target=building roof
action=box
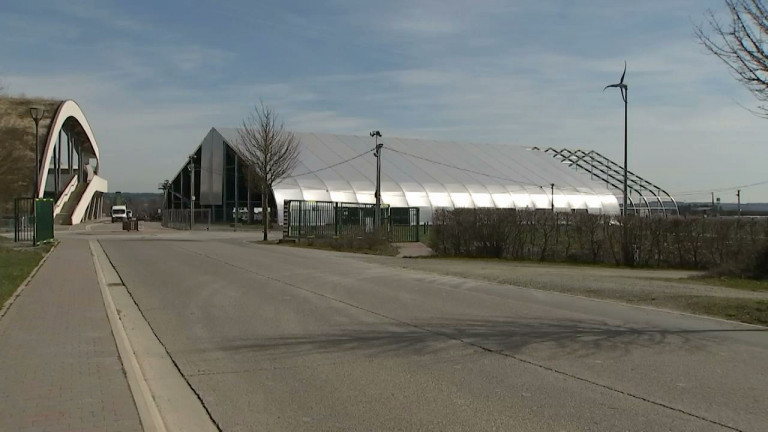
[214,129,620,215]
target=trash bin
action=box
[122,220,139,231]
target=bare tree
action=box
[237,102,300,241]
[695,0,768,116]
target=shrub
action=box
[429,208,768,275]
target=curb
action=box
[0,241,59,322]
[90,241,167,432]
[90,240,219,432]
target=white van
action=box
[111,205,128,223]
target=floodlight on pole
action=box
[603,62,629,217]
[188,154,196,229]
[550,183,555,212]
[29,106,46,199]
[370,130,383,232]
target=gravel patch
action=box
[347,255,768,325]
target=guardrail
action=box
[53,175,78,217]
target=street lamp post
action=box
[370,130,383,232]
[188,154,196,230]
[158,179,170,222]
[29,107,46,198]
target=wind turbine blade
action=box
[619,61,626,84]
[604,84,619,91]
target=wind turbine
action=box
[604,62,629,216]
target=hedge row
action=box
[428,208,768,271]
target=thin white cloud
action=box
[288,110,374,133]
[49,0,149,32]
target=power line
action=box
[287,147,375,178]
[387,147,551,190]
[672,178,768,196]
[190,148,376,179]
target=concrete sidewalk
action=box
[0,239,141,431]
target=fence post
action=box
[14,198,18,242]
[415,208,420,242]
[283,201,290,239]
[298,200,303,241]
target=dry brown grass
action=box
[0,96,61,216]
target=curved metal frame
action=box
[540,147,679,216]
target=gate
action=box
[389,207,420,242]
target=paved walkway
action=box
[0,239,141,431]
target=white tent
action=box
[209,129,620,222]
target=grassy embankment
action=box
[676,276,768,325]
[0,237,52,308]
[378,256,768,326]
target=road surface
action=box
[92,229,767,431]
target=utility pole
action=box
[737,189,741,217]
[188,154,196,229]
[158,180,169,225]
[370,130,383,232]
[234,152,239,231]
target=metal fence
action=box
[13,198,54,245]
[162,209,211,230]
[14,198,34,243]
[390,207,420,242]
[283,200,421,242]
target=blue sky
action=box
[1,0,765,202]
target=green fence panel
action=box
[389,207,420,242]
[285,200,420,242]
[35,198,55,244]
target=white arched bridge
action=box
[41,100,108,224]
[0,98,109,225]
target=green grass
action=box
[0,238,52,308]
[681,276,768,292]
[672,296,768,326]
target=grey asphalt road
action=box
[98,236,768,432]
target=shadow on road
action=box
[199,318,766,360]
